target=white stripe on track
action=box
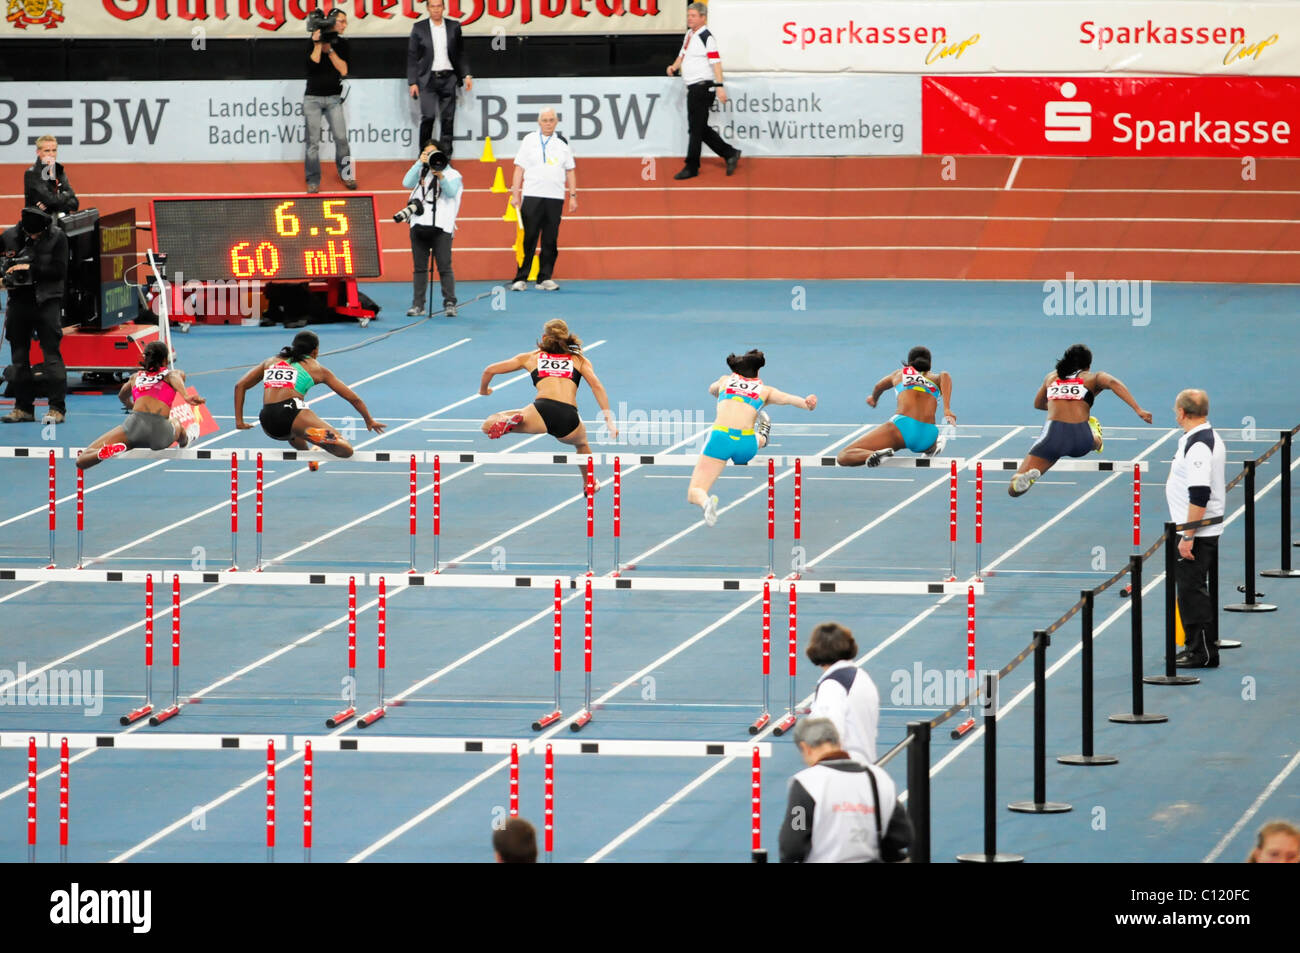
[1203,749,1300,863]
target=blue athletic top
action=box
[717,374,765,411]
[894,365,940,400]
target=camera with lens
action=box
[306,8,343,43]
[0,251,35,290]
[424,151,450,173]
[393,198,425,224]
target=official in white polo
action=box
[509,108,577,292]
[1166,388,1226,668]
[805,622,879,764]
[667,1,740,181]
[779,718,912,863]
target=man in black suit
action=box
[407,0,473,156]
[24,136,79,218]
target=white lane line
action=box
[1004,157,1023,190]
[1203,750,1300,863]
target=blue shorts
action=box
[890,414,940,454]
[1028,420,1095,463]
[702,426,758,464]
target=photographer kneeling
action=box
[2,207,68,425]
[399,144,463,317]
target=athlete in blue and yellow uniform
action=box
[689,349,817,526]
[836,346,954,468]
[234,330,386,460]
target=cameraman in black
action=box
[1,208,68,425]
[24,136,79,217]
[304,7,356,193]
[400,143,463,317]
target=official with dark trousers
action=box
[668,2,740,181]
[509,108,577,293]
[2,208,68,425]
[407,0,473,156]
[1167,389,1226,669]
[24,136,79,217]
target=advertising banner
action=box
[2,0,683,38]
[0,75,920,161]
[707,0,1298,75]
[921,76,1300,157]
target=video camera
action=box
[0,251,35,290]
[306,8,343,43]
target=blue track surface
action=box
[1,279,1297,863]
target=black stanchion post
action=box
[1262,431,1300,579]
[1225,460,1277,612]
[957,674,1023,863]
[1145,523,1199,687]
[1009,631,1072,814]
[1060,590,1118,766]
[1213,544,1241,650]
[905,721,931,865]
[1110,555,1168,724]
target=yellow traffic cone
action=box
[513,222,525,267]
[1175,602,1185,648]
[503,196,518,223]
[490,166,508,193]
[480,136,496,163]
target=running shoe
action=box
[924,434,947,458]
[509,280,528,292]
[1089,416,1104,454]
[756,410,772,446]
[309,461,320,472]
[703,495,719,527]
[866,448,895,468]
[487,413,524,440]
[177,426,190,448]
[1011,468,1041,495]
[97,442,127,461]
[304,427,343,447]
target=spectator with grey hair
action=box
[1167,388,1225,669]
[806,622,879,763]
[493,816,538,863]
[667,2,740,180]
[779,718,911,863]
[509,107,577,292]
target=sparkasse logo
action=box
[1044,82,1091,142]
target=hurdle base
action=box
[1223,602,1277,613]
[532,709,562,731]
[148,704,181,726]
[1260,569,1300,578]
[751,849,768,863]
[950,716,976,740]
[1217,639,1243,650]
[325,706,356,729]
[1008,800,1073,814]
[1108,712,1168,724]
[772,713,797,736]
[1057,753,1119,766]
[1143,674,1200,686]
[119,703,153,726]
[956,851,1024,864]
[748,712,771,736]
[569,709,593,732]
[357,706,386,727]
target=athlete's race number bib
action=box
[900,370,932,391]
[1047,378,1088,401]
[263,363,298,389]
[537,354,574,379]
[723,376,762,400]
[135,370,168,391]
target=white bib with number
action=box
[263,362,298,389]
[536,353,575,380]
[1047,377,1088,401]
[721,375,763,402]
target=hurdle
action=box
[266,739,276,863]
[229,452,238,570]
[747,581,772,735]
[325,577,359,728]
[148,576,183,725]
[771,584,798,736]
[357,577,387,727]
[59,736,68,863]
[431,454,441,572]
[585,457,595,575]
[570,578,594,732]
[751,747,765,862]
[543,743,555,864]
[255,452,263,571]
[531,580,564,730]
[612,456,621,574]
[509,742,519,817]
[75,467,84,569]
[47,450,55,568]
[27,736,36,863]
[120,573,156,725]
[951,586,978,739]
[408,454,417,572]
[303,740,313,863]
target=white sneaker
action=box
[1011,468,1041,494]
[924,434,947,458]
[866,448,894,468]
[537,279,559,291]
[703,495,719,526]
[756,410,771,445]
[509,280,527,292]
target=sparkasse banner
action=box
[0,75,919,161]
[708,0,1299,75]
[922,76,1300,157]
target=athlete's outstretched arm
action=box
[1095,372,1153,423]
[937,371,955,422]
[579,359,619,440]
[233,360,268,430]
[479,353,528,396]
[1033,372,1052,411]
[765,388,817,411]
[865,372,896,408]
[320,367,386,433]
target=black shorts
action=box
[260,397,306,441]
[534,398,581,438]
[1028,419,1095,463]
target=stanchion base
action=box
[532,709,562,731]
[1223,602,1277,612]
[1057,754,1119,766]
[1260,569,1300,578]
[751,849,768,863]
[1143,674,1200,686]
[119,704,153,726]
[1108,712,1168,724]
[956,851,1024,864]
[357,706,386,727]
[772,713,798,736]
[569,709,593,732]
[950,717,977,740]
[148,704,181,726]
[1007,800,1073,814]
[748,712,771,735]
[325,706,356,729]
[1217,639,1243,650]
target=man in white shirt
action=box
[406,0,473,155]
[509,108,577,292]
[1166,389,1227,668]
[805,622,879,764]
[667,2,740,181]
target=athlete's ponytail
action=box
[905,346,932,373]
[139,341,169,374]
[279,330,319,363]
[726,349,765,378]
[538,319,583,357]
[1055,343,1092,379]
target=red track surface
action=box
[4,156,1297,282]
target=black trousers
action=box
[685,83,737,171]
[409,224,456,308]
[5,294,65,414]
[1175,534,1220,661]
[417,72,459,155]
[514,196,564,283]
